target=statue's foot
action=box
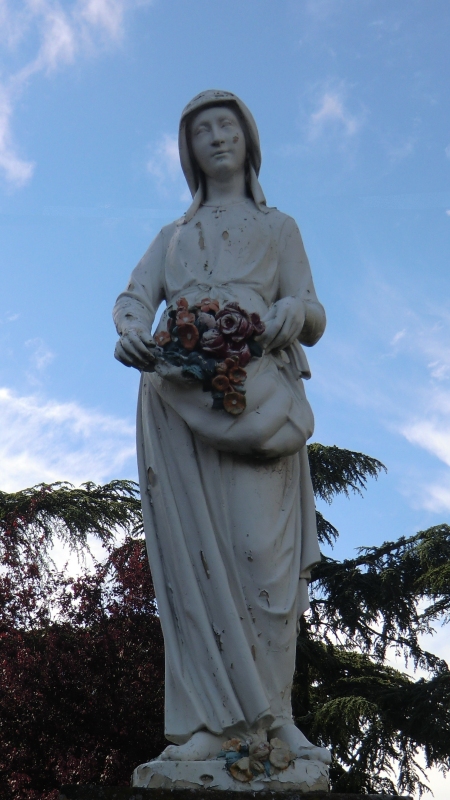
[269,723,331,765]
[159,730,224,761]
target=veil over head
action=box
[178,89,269,222]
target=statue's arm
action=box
[112,228,167,369]
[277,217,326,348]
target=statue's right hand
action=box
[114,327,156,371]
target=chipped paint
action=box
[200,550,210,578]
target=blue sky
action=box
[1,1,449,792]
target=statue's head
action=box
[187,104,248,189]
[179,90,267,221]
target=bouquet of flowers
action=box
[152,297,265,416]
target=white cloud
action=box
[0,386,135,491]
[0,85,34,185]
[308,90,361,140]
[0,0,151,187]
[402,417,450,469]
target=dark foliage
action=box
[0,449,449,797]
[0,483,164,800]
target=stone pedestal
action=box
[60,789,413,800]
[132,758,328,792]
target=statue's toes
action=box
[159,745,178,761]
[297,746,331,765]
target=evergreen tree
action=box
[0,448,448,798]
[297,445,450,796]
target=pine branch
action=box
[309,523,450,670]
[293,639,450,796]
[0,480,142,567]
[315,510,339,546]
[308,443,386,503]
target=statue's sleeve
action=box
[113,228,167,335]
[278,216,326,347]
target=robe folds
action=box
[113,199,326,743]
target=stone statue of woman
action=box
[113,90,329,780]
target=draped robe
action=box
[113,199,326,743]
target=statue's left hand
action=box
[256,297,306,354]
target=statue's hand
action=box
[114,326,157,371]
[256,297,306,354]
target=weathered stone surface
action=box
[60,789,413,800]
[131,759,328,793]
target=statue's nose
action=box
[211,126,225,146]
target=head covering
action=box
[178,89,269,223]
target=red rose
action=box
[176,297,189,310]
[200,328,227,358]
[250,312,265,337]
[216,310,240,336]
[225,341,251,367]
[216,304,254,340]
[230,316,254,342]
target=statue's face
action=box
[190,106,247,182]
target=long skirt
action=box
[137,373,320,744]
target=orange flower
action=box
[154,331,171,347]
[212,375,230,392]
[176,310,196,325]
[200,297,220,314]
[225,356,240,369]
[228,366,247,385]
[223,391,246,415]
[176,297,189,310]
[177,323,199,351]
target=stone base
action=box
[132,758,328,793]
[60,788,413,800]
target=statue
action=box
[113,90,329,790]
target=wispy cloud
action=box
[314,274,450,513]
[25,337,55,372]
[147,133,190,201]
[0,0,151,187]
[0,386,135,491]
[308,89,361,141]
[387,136,416,164]
[147,134,180,183]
